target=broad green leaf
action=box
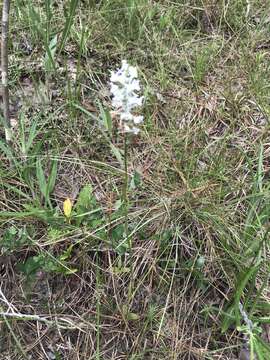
[98,101,112,134]
[76,184,93,211]
[75,184,97,225]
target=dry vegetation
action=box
[1,1,270,359]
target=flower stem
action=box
[123,134,129,247]
[123,135,135,305]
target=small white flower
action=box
[129,67,138,79]
[133,116,144,124]
[125,80,140,93]
[110,60,144,135]
[120,113,133,121]
[132,127,140,135]
[123,124,140,135]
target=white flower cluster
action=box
[239,302,254,331]
[110,60,144,135]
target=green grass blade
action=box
[0,139,19,168]
[46,159,58,196]
[58,0,79,54]
[234,266,260,327]
[25,119,38,154]
[26,3,56,71]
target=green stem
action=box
[123,134,129,246]
[123,135,134,304]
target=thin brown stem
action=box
[1,0,11,142]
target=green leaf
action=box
[111,224,129,255]
[0,139,19,168]
[36,158,47,199]
[110,143,124,167]
[234,265,260,327]
[59,244,74,261]
[98,102,112,134]
[75,184,97,225]
[1,226,31,254]
[22,204,58,224]
[27,4,56,71]
[127,312,140,321]
[47,159,58,195]
[256,143,264,193]
[44,34,58,72]
[36,158,57,206]
[112,266,130,274]
[76,184,93,211]
[221,305,236,333]
[130,170,141,189]
[254,335,270,358]
[17,255,44,277]
[25,119,38,154]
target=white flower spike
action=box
[110,60,144,135]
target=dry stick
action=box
[1,0,11,142]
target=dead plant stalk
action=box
[1,0,11,142]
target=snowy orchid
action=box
[110,60,144,135]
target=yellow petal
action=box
[63,198,72,218]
